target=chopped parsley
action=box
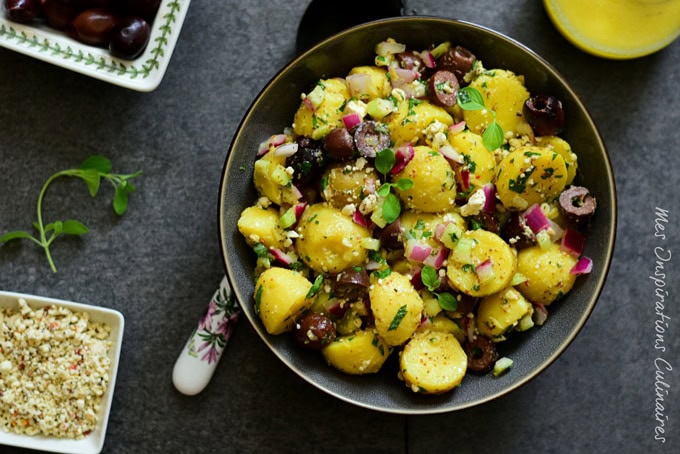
[388,305,408,331]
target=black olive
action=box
[323,127,356,160]
[427,70,459,107]
[109,16,151,60]
[500,211,536,249]
[292,313,336,350]
[469,211,500,235]
[437,45,477,85]
[67,8,119,46]
[465,335,498,373]
[333,268,370,300]
[523,94,565,136]
[559,186,596,224]
[375,218,403,250]
[353,121,391,159]
[288,137,327,186]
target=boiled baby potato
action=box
[447,229,517,297]
[399,330,468,394]
[535,135,578,185]
[448,130,496,190]
[322,329,391,374]
[255,267,313,335]
[477,288,533,339]
[516,243,578,305]
[463,69,532,140]
[237,205,286,249]
[253,151,298,206]
[295,203,371,273]
[321,161,380,209]
[495,145,568,210]
[386,98,453,145]
[293,78,350,140]
[394,145,458,213]
[369,271,424,346]
[347,66,391,101]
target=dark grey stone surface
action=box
[0,0,678,453]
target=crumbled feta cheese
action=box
[460,189,487,216]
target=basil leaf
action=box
[456,86,486,111]
[483,120,504,151]
[375,148,395,175]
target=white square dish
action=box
[0,0,191,92]
[0,290,125,454]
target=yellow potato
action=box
[295,203,371,273]
[447,229,517,297]
[252,152,298,206]
[347,66,391,101]
[386,98,453,145]
[254,267,313,335]
[463,69,531,139]
[399,330,468,394]
[293,78,350,140]
[322,329,391,374]
[400,211,465,264]
[477,288,533,339]
[427,313,465,343]
[535,136,578,185]
[369,271,424,346]
[495,145,568,210]
[394,145,458,213]
[321,162,380,209]
[516,243,578,305]
[237,205,286,249]
[448,130,496,190]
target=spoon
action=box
[295,0,406,54]
[173,0,408,396]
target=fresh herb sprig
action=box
[420,265,457,311]
[456,86,504,151]
[0,155,142,273]
[374,148,413,224]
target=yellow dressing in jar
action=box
[544,0,680,59]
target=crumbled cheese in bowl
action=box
[0,298,112,439]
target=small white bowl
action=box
[0,291,124,454]
[0,0,191,92]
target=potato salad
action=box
[238,38,596,394]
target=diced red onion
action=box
[448,121,466,135]
[391,144,415,175]
[547,219,565,242]
[405,239,432,263]
[523,204,551,234]
[294,202,307,220]
[342,112,362,130]
[346,73,373,98]
[419,314,432,328]
[420,50,436,68]
[570,256,593,275]
[365,260,382,271]
[290,184,303,201]
[257,134,287,156]
[434,222,449,242]
[532,304,548,326]
[269,247,294,267]
[424,247,447,269]
[352,210,368,228]
[460,169,471,191]
[303,96,315,112]
[560,228,584,256]
[465,316,476,343]
[326,300,350,319]
[410,268,424,290]
[482,183,495,213]
[272,142,299,157]
[438,145,464,164]
[390,67,419,89]
[476,259,495,283]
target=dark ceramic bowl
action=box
[219,17,616,414]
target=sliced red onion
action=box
[560,228,584,257]
[391,144,415,175]
[424,247,447,269]
[420,50,436,68]
[346,73,373,98]
[570,256,593,275]
[438,144,464,165]
[405,239,432,263]
[269,247,294,267]
[376,40,406,56]
[448,121,466,135]
[272,142,299,157]
[482,183,495,213]
[257,133,288,157]
[342,112,362,130]
[352,210,368,228]
[532,304,548,326]
[476,259,495,283]
[523,204,550,234]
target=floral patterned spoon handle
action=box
[172,275,239,395]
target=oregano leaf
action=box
[78,168,101,197]
[437,292,458,311]
[61,220,89,235]
[113,186,129,215]
[377,183,391,198]
[382,193,402,224]
[395,178,414,191]
[80,155,112,174]
[375,148,395,175]
[483,120,504,150]
[0,231,35,243]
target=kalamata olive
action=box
[42,0,79,30]
[397,50,429,77]
[523,94,565,136]
[465,335,498,373]
[501,211,535,249]
[437,45,477,84]
[323,127,356,160]
[427,70,459,108]
[375,218,403,250]
[4,0,42,23]
[333,268,370,300]
[109,16,150,59]
[288,137,327,186]
[454,293,477,316]
[353,121,391,158]
[558,186,597,224]
[119,0,160,21]
[292,313,336,350]
[67,8,119,46]
[469,211,500,235]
